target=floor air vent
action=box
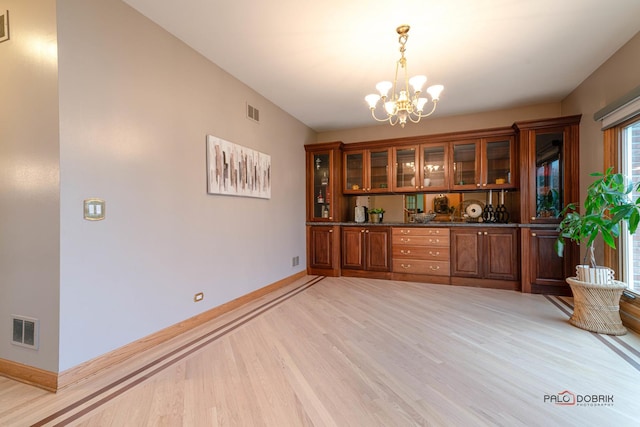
[11,315,39,349]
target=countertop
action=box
[307,221,559,229]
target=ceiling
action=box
[122,0,640,132]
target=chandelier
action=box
[365,25,444,128]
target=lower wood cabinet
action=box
[307,225,340,276]
[451,227,519,290]
[392,227,450,277]
[341,226,391,272]
[521,227,577,296]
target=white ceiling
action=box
[122,0,640,132]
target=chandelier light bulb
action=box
[409,75,427,93]
[427,84,444,101]
[376,81,393,98]
[415,97,429,112]
[365,94,381,109]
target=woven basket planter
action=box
[566,277,627,336]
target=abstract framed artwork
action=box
[0,10,9,43]
[206,135,271,199]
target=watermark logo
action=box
[544,390,614,407]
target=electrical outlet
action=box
[292,256,299,267]
[194,292,204,302]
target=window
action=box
[619,119,640,292]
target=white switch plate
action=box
[84,198,105,221]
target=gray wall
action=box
[0,0,60,373]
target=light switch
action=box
[84,199,105,221]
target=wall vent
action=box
[11,315,39,350]
[247,103,260,123]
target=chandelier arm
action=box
[415,101,439,118]
[369,109,393,123]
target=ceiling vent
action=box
[247,103,260,123]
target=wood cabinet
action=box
[341,226,391,273]
[520,228,577,296]
[307,225,340,276]
[305,142,345,222]
[515,115,581,224]
[515,115,581,295]
[392,227,450,278]
[392,143,451,192]
[451,135,516,191]
[450,227,519,290]
[343,147,392,194]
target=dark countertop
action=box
[308,221,523,228]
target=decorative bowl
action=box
[413,212,437,223]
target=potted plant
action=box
[555,167,640,335]
[368,208,385,223]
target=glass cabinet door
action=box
[451,141,479,189]
[534,131,564,220]
[393,147,419,191]
[344,152,364,193]
[421,143,447,190]
[312,152,332,220]
[368,149,390,192]
[483,137,514,188]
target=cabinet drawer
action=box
[393,260,450,276]
[392,234,450,247]
[393,246,450,261]
[393,227,449,237]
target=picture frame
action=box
[0,10,9,44]
[206,135,271,199]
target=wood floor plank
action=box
[1,275,639,426]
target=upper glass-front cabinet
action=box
[534,131,564,219]
[344,148,391,194]
[393,146,419,191]
[421,143,448,191]
[305,142,343,222]
[516,115,581,224]
[451,140,480,190]
[482,136,515,189]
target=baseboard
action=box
[0,358,57,392]
[2,271,306,392]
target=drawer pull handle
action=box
[401,238,411,243]
[428,230,440,235]
[429,251,440,256]
[401,263,411,269]
[400,250,411,255]
[401,229,410,235]
[429,265,440,271]
[428,239,440,244]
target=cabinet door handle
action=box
[400,263,411,269]
[400,250,411,255]
[532,232,537,237]
[429,251,440,256]
[329,229,333,233]
[483,232,488,235]
[476,183,481,187]
[482,183,487,187]
[478,231,482,235]
[365,230,369,233]
[531,217,536,221]
[429,265,440,271]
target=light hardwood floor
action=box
[1,276,639,426]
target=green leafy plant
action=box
[555,167,640,268]
[369,208,385,214]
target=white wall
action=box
[54,0,313,372]
[0,0,60,373]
